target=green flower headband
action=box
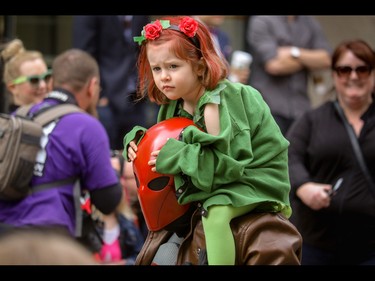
[133,17,199,47]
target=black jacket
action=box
[287,99,375,251]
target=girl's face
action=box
[8,58,50,106]
[147,40,203,103]
[333,50,375,108]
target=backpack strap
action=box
[15,103,84,126]
[31,176,78,193]
[32,103,84,126]
[14,103,35,117]
[73,179,83,237]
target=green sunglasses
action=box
[12,70,52,86]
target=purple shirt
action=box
[0,100,118,235]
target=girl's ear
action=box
[196,57,206,76]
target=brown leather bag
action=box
[136,210,302,265]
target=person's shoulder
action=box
[233,81,265,99]
[62,110,97,122]
[61,110,107,133]
[221,81,271,114]
[310,100,334,116]
[295,100,334,126]
[220,80,260,97]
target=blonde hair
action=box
[1,38,25,62]
[1,39,45,84]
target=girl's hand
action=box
[127,141,138,161]
[148,150,160,172]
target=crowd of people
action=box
[0,15,374,266]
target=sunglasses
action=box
[12,70,52,86]
[333,65,373,79]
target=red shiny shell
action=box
[133,117,197,231]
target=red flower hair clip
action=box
[134,17,199,46]
[178,17,198,38]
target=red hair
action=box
[331,39,375,70]
[135,16,229,104]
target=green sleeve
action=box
[122,126,147,162]
[156,125,246,193]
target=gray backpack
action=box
[0,103,82,201]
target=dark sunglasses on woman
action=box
[333,65,372,79]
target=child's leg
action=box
[202,204,254,265]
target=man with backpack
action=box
[0,49,123,245]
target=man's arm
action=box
[90,183,122,215]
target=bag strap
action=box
[334,100,375,195]
[16,103,83,125]
[14,103,34,117]
[31,176,77,193]
[32,103,83,126]
[73,179,83,237]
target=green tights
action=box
[202,204,255,265]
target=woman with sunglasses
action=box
[286,39,375,265]
[1,39,51,112]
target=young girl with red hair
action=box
[124,16,296,265]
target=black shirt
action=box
[287,99,375,251]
